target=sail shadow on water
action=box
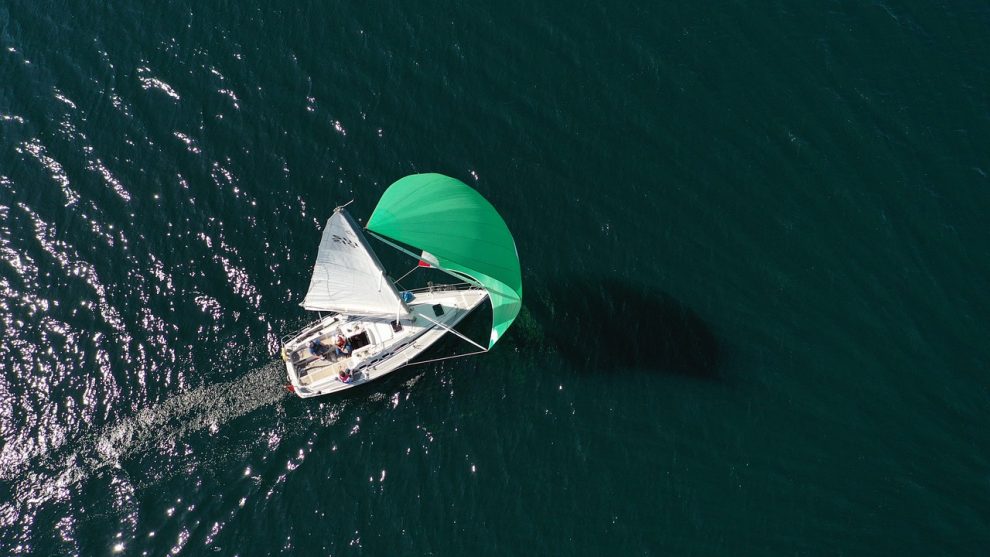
[522,278,722,378]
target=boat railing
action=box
[407,282,480,294]
[280,313,344,345]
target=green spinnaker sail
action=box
[367,173,522,348]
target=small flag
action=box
[419,250,439,268]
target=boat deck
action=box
[288,326,365,385]
[298,358,350,385]
[283,286,488,397]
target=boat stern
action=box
[282,345,316,397]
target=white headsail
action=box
[301,208,409,316]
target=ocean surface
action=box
[2,1,989,555]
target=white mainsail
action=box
[301,208,409,316]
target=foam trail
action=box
[91,362,286,466]
[3,362,288,511]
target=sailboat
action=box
[281,173,523,398]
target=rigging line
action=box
[403,349,488,367]
[365,229,421,260]
[366,230,481,287]
[393,265,420,290]
[417,312,489,353]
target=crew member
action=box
[334,334,352,355]
[310,339,331,359]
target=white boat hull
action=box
[281,286,488,398]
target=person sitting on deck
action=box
[309,339,332,360]
[334,334,352,356]
[338,369,352,383]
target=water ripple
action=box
[136,67,181,100]
[17,141,79,206]
[17,203,127,334]
[172,131,202,154]
[85,158,132,202]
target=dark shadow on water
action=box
[522,278,722,379]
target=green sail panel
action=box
[367,174,522,348]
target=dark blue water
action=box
[2,1,989,555]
